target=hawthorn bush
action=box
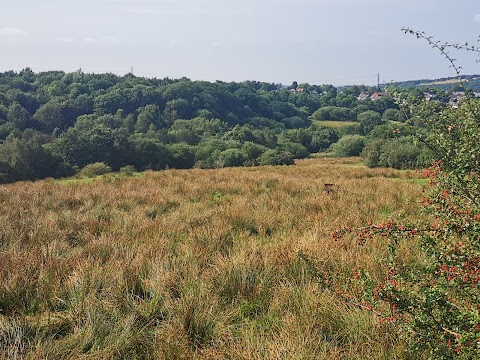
[334,30,480,358]
[335,93,480,359]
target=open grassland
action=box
[0,158,425,359]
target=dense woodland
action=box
[0,68,461,183]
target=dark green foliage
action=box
[0,131,66,182]
[311,106,353,121]
[357,110,384,134]
[311,127,340,152]
[278,141,309,159]
[168,143,196,169]
[129,136,172,171]
[33,101,64,132]
[7,102,31,131]
[382,108,401,122]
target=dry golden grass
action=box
[0,158,424,359]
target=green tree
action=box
[7,102,31,130]
[168,142,196,169]
[33,101,64,132]
[0,132,63,181]
[382,108,400,122]
[357,110,383,134]
[219,148,248,167]
[136,104,163,132]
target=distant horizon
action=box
[1,65,477,88]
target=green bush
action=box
[377,137,422,169]
[219,148,248,167]
[279,141,310,159]
[78,162,112,178]
[257,150,294,166]
[311,106,353,121]
[119,165,135,176]
[361,139,387,168]
[329,135,365,157]
[362,136,428,169]
[169,142,196,169]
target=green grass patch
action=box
[58,172,145,185]
[315,120,358,129]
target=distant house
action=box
[423,92,436,101]
[357,91,370,101]
[449,91,465,108]
[370,92,386,101]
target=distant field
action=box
[0,158,426,359]
[315,120,359,129]
[419,78,465,86]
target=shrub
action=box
[310,127,340,152]
[119,165,135,176]
[361,139,387,168]
[279,141,310,159]
[257,149,294,166]
[362,136,429,169]
[377,137,422,169]
[336,29,480,357]
[78,162,112,178]
[241,141,267,161]
[329,135,365,157]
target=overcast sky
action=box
[1,0,480,85]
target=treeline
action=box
[0,69,433,183]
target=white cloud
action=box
[0,27,28,38]
[475,14,480,23]
[82,36,119,44]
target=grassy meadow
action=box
[0,158,425,359]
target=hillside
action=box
[391,74,480,91]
